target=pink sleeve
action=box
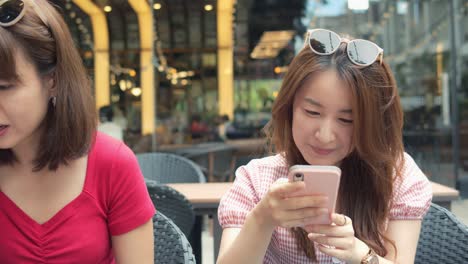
[218,163,260,228]
[389,153,433,220]
[107,143,156,236]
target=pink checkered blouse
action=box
[218,153,432,263]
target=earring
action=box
[51,96,57,107]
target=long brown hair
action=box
[265,45,404,260]
[0,0,96,171]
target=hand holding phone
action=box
[288,165,341,225]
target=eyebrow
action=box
[304,98,352,114]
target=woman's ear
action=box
[44,73,57,97]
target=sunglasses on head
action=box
[0,0,25,27]
[306,29,384,67]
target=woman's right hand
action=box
[251,178,329,230]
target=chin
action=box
[304,155,338,166]
[0,140,16,150]
[0,146,12,151]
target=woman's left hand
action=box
[305,213,370,264]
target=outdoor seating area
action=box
[132,128,468,263]
[2,0,468,263]
[139,145,466,263]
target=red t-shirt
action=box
[0,132,156,263]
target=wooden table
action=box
[168,181,460,262]
[431,181,460,210]
[167,182,231,205]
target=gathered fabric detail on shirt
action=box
[0,132,155,264]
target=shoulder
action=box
[91,132,122,153]
[389,152,433,219]
[84,132,142,206]
[235,154,289,195]
[245,153,288,169]
[89,132,132,165]
[240,153,288,179]
[395,152,430,186]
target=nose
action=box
[314,120,336,144]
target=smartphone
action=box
[288,165,341,225]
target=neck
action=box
[11,129,43,170]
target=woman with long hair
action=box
[217,29,432,263]
[0,1,154,263]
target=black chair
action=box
[153,211,196,264]
[147,181,195,238]
[415,203,468,263]
[137,152,206,183]
[138,153,205,263]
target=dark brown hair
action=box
[0,0,96,170]
[265,45,404,260]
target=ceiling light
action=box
[204,4,213,11]
[131,87,142,97]
[119,80,126,91]
[104,5,112,13]
[153,3,162,10]
[126,80,133,89]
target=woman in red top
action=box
[0,0,155,263]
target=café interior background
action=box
[56,0,468,191]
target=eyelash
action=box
[339,118,353,124]
[305,110,320,116]
[305,110,353,124]
[0,85,13,90]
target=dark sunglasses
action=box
[0,0,25,27]
[306,29,384,67]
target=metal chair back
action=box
[137,152,206,183]
[153,211,196,264]
[147,181,195,238]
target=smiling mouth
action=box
[311,146,334,155]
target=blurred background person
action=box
[98,105,123,141]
